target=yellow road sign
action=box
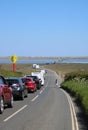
[11,55,18,63]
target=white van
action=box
[40,69,45,75]
[31,72,44,86]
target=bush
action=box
[61,73,88,118]
[64,71,88,81]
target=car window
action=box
[22,78,31,82]
[19,79,23,85]
[6,79,19,84]
[0,77,4,84]
[26,79,31,82]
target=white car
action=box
[32,64,40,69]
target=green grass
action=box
[0,69,23,77]
[0,64,40,77]
[61,78,88,117]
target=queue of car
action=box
[0,69,45,114]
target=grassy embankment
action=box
[44,63,88,118]
[0,64,35,77]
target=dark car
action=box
[24,75,41,89]
[0,75,13,114]
[6,78,28,100]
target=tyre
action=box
[0,96,4,114]
[25,90,28,98]
[21,92,24,100]
[8,95,14,108]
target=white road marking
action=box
[39,82,48,94]
[61,89,79,130]
[44,82,48,88]
[4,105,28,122]
[31,82,48,101]
[31,95,39,102]
[39,90,43,94]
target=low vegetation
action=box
[0,69,22,77]
[61,72,88,118]
[0,64,36,77]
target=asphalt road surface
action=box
[0,70,79,130]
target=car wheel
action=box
[21,92,24,100]
[35,85,37,92]
[25,90,28,98]
[0,96,4,114]
[8,95,14,108]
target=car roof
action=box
[6,77,21,80]
[22,77,33,79]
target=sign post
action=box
[11,55,18,72]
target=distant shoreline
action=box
[0,56,88,60]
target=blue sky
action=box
[0,0,88,57]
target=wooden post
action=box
[12,63,16,72]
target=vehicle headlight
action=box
[17,87,20,90]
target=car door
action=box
[0,76,12,101]
[19,78,28,97]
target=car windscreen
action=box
[6,79,19,85]
[22,78,32,83]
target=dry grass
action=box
[44,63,88,76]
[1,63,88,76]
[0,64,37,76]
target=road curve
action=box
[0,70,78,130]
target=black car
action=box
[6,78,28,100]
[24,75,41,89]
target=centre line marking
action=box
[39,90,43,94]
[31,95,39,102]
[4,105,28,122]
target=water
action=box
[61,59,88,64]
[0,59,88,64]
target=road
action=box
[0,70,78,130]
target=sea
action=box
[0,59,88,64]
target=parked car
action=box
[24,75,41,89]
[31,72,44,86]
[22,77,37,92]
[6,78,28,100]
[32,64,40,69]
[0,75,13,114]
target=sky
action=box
[0,0,88,57]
